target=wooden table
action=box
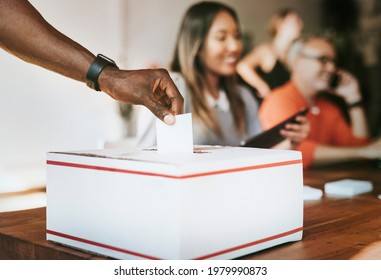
[242,160,381,260]
[1,161,380,260]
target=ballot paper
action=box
[303,185,323,200]
[156,113,193,154]
[325,179,373,196]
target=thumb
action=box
[151,104,176,125]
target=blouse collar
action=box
[206,90,230,112]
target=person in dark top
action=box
[236,8,303,99]
[255,59,290,90]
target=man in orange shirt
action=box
[259,36,381,168]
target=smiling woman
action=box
[170,2,248,140]
[134,1,309,150]
[134,1,262,147]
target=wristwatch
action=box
[346,100,363,109]
[86,54,118,91]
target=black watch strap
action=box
[86,54,118,91]
[347,100,363,109]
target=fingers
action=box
[280,116,310,146]
[333,71,361,102]
[280,129,305,142]
[147,69,184,123]
[148,91,177,125]
[295,115,307,123]
[284,123,309,134]
[162,84,184,115]
[154,69,184,115]
[169,95,184,115]
[106,68,184,125]
[164,114,176,125]
[337,70,354,86]
[291,116,310,133]
[148,102,176,125]
[150,71,184,125]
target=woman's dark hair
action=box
[170,1,246,136]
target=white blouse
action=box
[134,73,263,147]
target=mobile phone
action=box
[242,108,308,149]
[330,72,341,89]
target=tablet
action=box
[242,108,308,149]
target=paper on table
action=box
[303,185,323,200]
[324,179,373,196]
[156,113,193,154]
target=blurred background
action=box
[1,0,380,208]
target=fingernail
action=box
[164,114,175,125]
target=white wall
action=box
[226,0,321,42]
[121,0,322,69]
[0,0,125,175]
[119,0,196,69]
[0,0,321,189]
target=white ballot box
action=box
[46,146,303,260]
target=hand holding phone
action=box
[329,72,341,89]
[280,113,310,147]
[329,70,362,104]
[242,108,309,148]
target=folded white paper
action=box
[303,185,323,200]
[156,113,193,154]
[325,179,373,196]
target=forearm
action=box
[0,0,94,82]
[347,106,370,138]
[313,144,366,166]
[236,62,268,91]
[334,71,369,138]
[1,0,184,122]
[272,139,292,150]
